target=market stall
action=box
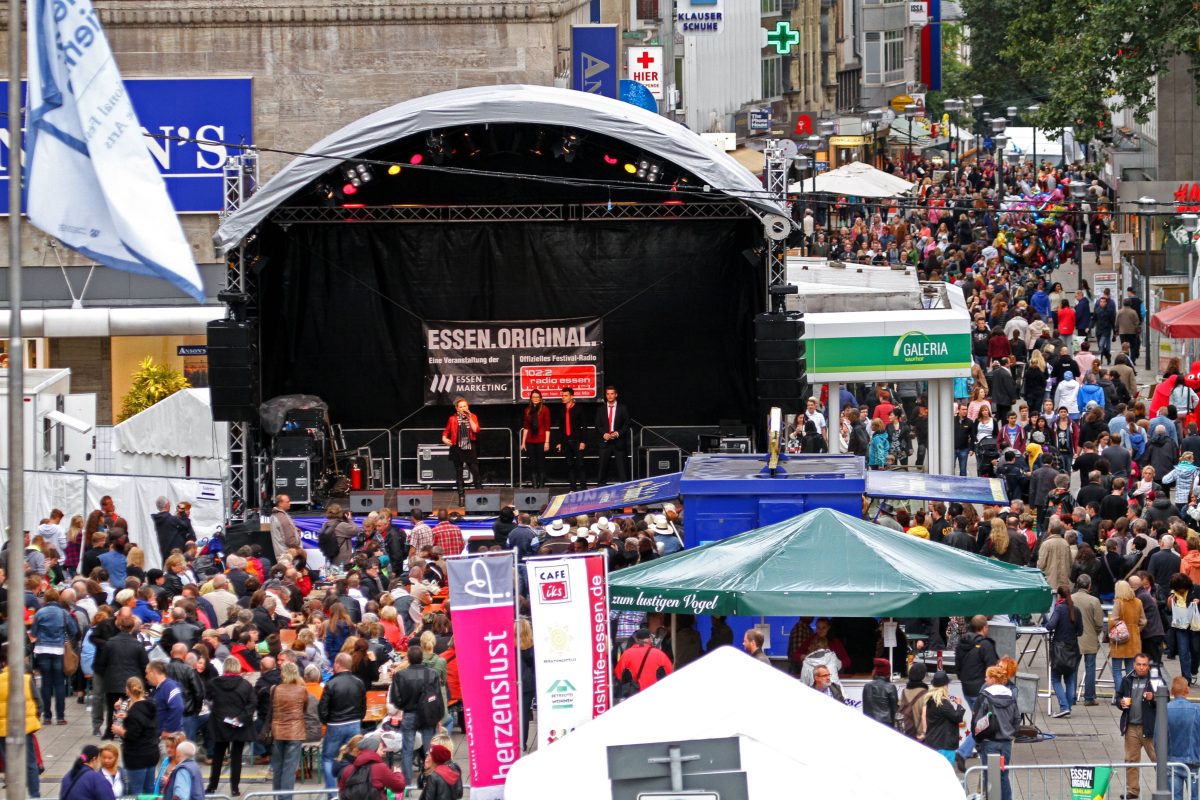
[788,159,914,197]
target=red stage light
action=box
[603,154,618,165]
[409,154,424,165]
[343,183,358,195]
[663,200,684,205]
[343,203,365,208]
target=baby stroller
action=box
[975,436,1000,477]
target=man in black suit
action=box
[594,385,631,485]
[557,387,589,491]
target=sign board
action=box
[542,473,682,520]
[423,318,604,405]
[571,25,619,98]
[889,94,914,113]
[748,108,771,132]
[676,0,724,35]
[828,135,866,147]
[627,46,664,99]
[619,80,659,113]
[1094,272,1120,304]
[1069,766,1112,800]
[793,113,814,136]
[0,77,253,214]
[908,0,927,25]
[808,330,971,379]
[177,345,207,356]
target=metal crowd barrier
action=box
[963,761,1194,800]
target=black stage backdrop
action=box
[256,219,760,431]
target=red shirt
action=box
[523,404,552,445]
[613,642,673,690]
[432,521,465,555]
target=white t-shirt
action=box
[805,409,827,434]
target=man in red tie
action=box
[557,387,589,492]
[594,385,630,485]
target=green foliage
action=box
[117,356,190,423]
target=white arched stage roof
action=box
[214,84,784,254]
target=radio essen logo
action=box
[892,330,949,363]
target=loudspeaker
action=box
[208,319,259,422]
[516,489,549,511]
[394,490,433,514]
[465,489,501,514]
[223,519,272,555]
[275,435,315,458]
[754,311,806,405]
[349,490,387,513]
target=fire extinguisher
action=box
[350,461,363,490]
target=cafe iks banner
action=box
[424,318,603,405]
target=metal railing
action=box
[963,761,1194,800]
[397,426,514,488]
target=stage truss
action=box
[269,200,755,225]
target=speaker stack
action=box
[207,319,259,422]
[754,311,806,414]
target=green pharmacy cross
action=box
[765,21,800,55]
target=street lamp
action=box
[970,94,985,160]
[1183,213,1199,301]
[991,117,1008,210]
[1070,181,1088,268]
[1137,195,1157,371]
[1026,104,1041,169]
[804,133,822,194]
[903,103,919,166]
[866,108,884,168]
[944,98,964,169]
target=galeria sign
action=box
[527,554,611,748]
[446,553,519,800]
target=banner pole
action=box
[6,0,27,797]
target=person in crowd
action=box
[319,653,366,789]
[59,745,115,800]
[861,658,898,727]
[973,665,1021,800]
[30,586,78,726]
[336,732,407,797]
[109,677,158,796]
[1045,584,1083,718]
[1168,674,1200,800]
[1072,575,1105,706]
[270,662,310,794]
[921,670,965,764]
[388,644,441,783]
[440,396,483,502]
[204,657,256,795]
[1116,653,1162,799]
[520,389,552,488]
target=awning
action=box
[790,161,913,198]
[609,507,1051,617]
[1151,299,1200,339]
[865,471,1007,506]
[729,146,765,175]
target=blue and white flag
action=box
[25,0,204,301]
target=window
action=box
[884,29,904,78]
[864,29,904,85]
[761,0,782,14]
[864,32,881,84]
[762,56,783,99]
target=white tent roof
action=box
[504,647,963,800]
[791,160,914,198]
[214,85,788,253]
[112,388,227,459]
[1002,126,1065,159]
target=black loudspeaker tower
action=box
[207,319,259,422]
[754,311,806,410]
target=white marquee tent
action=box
[790,160,914,198]
[504,647,963,800]
[112,388,228,478]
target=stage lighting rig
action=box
[554,131,582,162]
[426,131,447,164]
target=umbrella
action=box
[608,507,1051,617]
[789,161,914,198]
[1151,298,1200,339]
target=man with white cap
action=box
[651,514,683,556]
[540,519,574,555]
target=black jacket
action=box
[944,528,976,551]
[251,606,280,639]
[558,403,589,444]
[165,658,205,717]
[955,632,999,697]
[594,402,631,449]
[389,663,437,713]
[153,511,186,560]
[861,676,898,727]
[1115,668,1160,737]
[95,632,149,692]
[923,696,965,750]
[120,698,160,770]
[319,671,366,725]
[989,367,1019,407]
[973,685,1019,741]
[255,667,283,720]
[160,620,202,653]
[207,674,257,742]
[1023,366,1048,407]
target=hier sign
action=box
[627,46,664,99]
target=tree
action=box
[117,356,190,422]
[995,0,1197,143]
[957,0,1048,111]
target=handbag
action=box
[256,686,275,747]
[1189,603,1200,633]
[1109,617,1131,645]
[60,608,79,677]
[1050,638,1080,678]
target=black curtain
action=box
[256,218,760,431]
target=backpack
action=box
[414,669,445,729]
[898,688,928,738]
[319,521,340,562]
[192,554,217,578]
[613,646,654,703]
[339,759,378,800]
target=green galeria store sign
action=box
[808,330,971,373]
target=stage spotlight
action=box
[355,164,372,183]
[426,131,447,164]
[635,159,650,179]
[342,183,358,195]
[387,164,402,176]
[603,154,619,165]
[461,131,481,157]
[623,163,637,174]
[342,164,361,188]
[409,154,424,165]
[554,131,581,162]
[528,131,547,156]
[646,163,661,182]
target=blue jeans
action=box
[272,739,304,792]
[978,739,1013,800]
[955,448,970,476]
[1,735,41,798]
[1051,665,1078,711]
[1113,657,1134,688]
[1171,763,1198,800]
[125,766,155,796]
[1174,628,1199,680]
[35,653,66,721]
[1081,652,1097,702]
[322,721,360,788]
[400,712,436,784]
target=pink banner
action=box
[446,553,519,800]
[585,554,611,717]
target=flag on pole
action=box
[25,0,204,301]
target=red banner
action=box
[586,554,612,717]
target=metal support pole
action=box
[6,0,27,792]
[763,139,790,310]
[1153,681,1170,800]
[827,382,841,455]
[1143,214,1153,372]
[938,378,955,476]
[986,751,1003,800]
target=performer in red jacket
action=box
[441,397,482,503]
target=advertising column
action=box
[527,553,611,748]
[446,552,520,800]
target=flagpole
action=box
[6,0,27,796]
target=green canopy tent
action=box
[609,507,1052,618]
